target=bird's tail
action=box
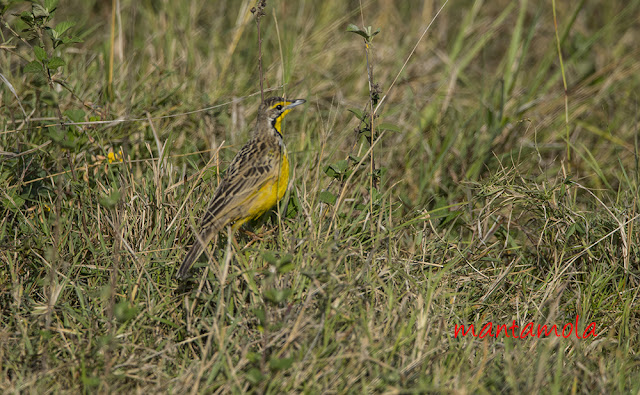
[176,228,218,280]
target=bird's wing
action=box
[199,139,281,228]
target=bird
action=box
[176,96,306,279]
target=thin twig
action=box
[251,1,267,101]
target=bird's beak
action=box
[285,99,306,109]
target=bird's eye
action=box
[275,105,283,111]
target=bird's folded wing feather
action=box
[199,140,280,225]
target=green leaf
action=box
[251,308,266,326]
[39,329,53,340]
[278,254,293,266]
[64,109,85,123]
[330,159,349,174]
[277,262,294,274]
[32,3,49,18]
[47,28,59,41]
[373,166,388,179]
[371,188,382,201]
[318,190,337,205]
[566,223,576,239]
[439,210,462,228]
[24,61,43,74]
[246,368,264,385]
[377,122,401,132]
[324,165,337,178]
[269,356,294,371]
[47,127,65,143]
[3,194,25,211]
[47,56,65,69]
[54,20,74,36]
[346,24,362,33]
[276,254,294,274]
[19,11,34,24]
[262,251,278,265]
[246,352,261,364]
[324,160,349,179]
[33,46,47,62]
[347,24,369,40]
[44,0,59,12]
[286,193,299,218]
[48,126,82,149]
[348,108,365,121]
[263,288,292,304]
[347,24,379,41]
[40,91,57,106]
[80,375,100,389]
[60,36,83,45]
[114,300,137,323]
[99,189,121,209]
[201,167,217,182]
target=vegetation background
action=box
[1,0,639,392]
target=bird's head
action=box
[258,96,306,135]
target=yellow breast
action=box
[245,149,289,220]
[276,151,290,201]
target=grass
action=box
[1,0,639,392]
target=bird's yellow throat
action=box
[273,108,293,135]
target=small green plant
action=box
[1,1,88,212]
[319,21,399,237]
[3,0,82,114]
[346,24,380,43]
[346,23,383,190]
